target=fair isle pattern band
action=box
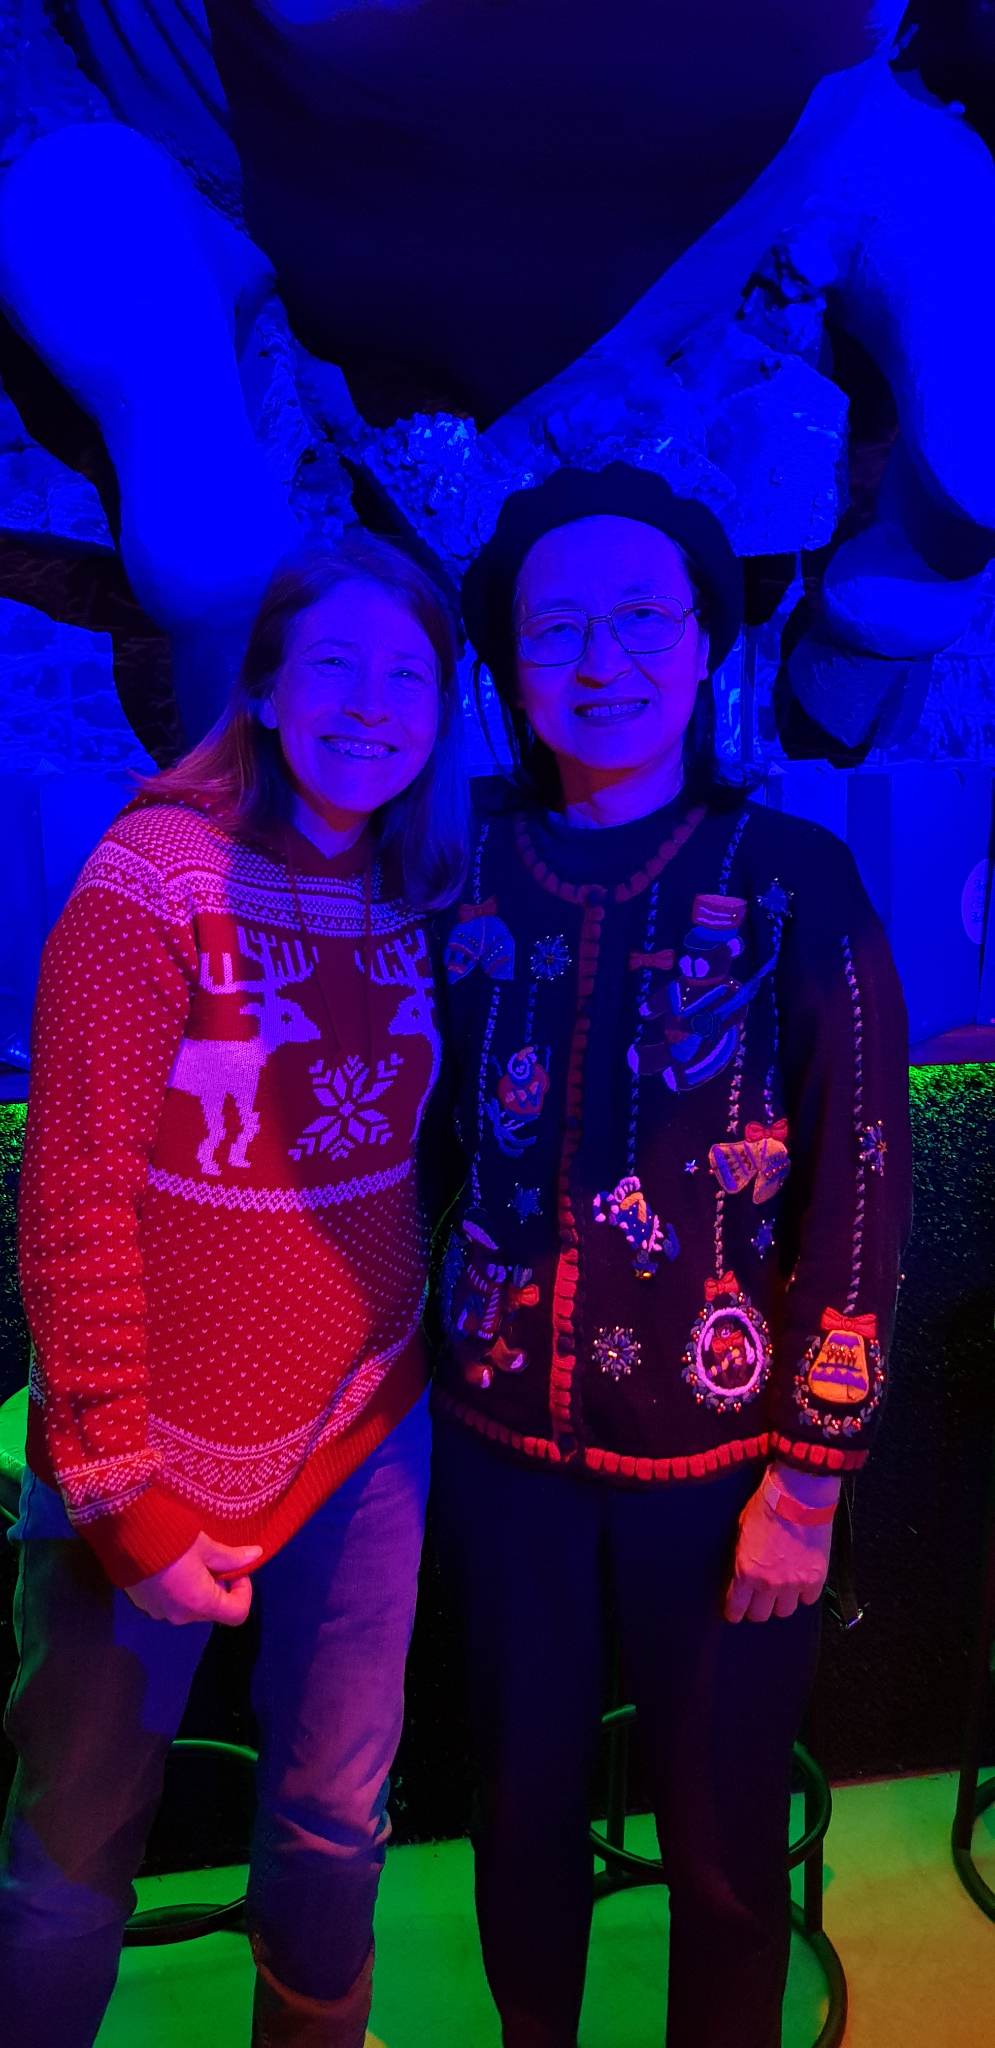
[57,1446,164,1526]
[74,835,416,941]
[150,1325,421,1511]
[146,1156,413,1211]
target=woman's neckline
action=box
[515,793,711,903]
[539,786,689,844]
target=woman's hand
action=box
[725,1471,837,1624]
[125,1533,263,1627]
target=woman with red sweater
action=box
[1,536,467,2048]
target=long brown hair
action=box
[140,535,469,907]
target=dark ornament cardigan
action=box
[430,788,912,1485]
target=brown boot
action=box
[251,1946,374,2048]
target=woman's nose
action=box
[342,674,390,723]
[576,616,630,687]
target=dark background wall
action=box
[1,1062,994,1866]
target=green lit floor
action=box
[93,1772,994,2048]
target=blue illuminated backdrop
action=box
[0,0,993,1059]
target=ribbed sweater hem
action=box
[432,1388,868,1481]
[28,1338,429,1587]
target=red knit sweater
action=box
[18,801,440,1586]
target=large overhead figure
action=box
[0,1,992,748]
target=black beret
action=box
[461,461,744,674]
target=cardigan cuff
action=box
[768,1431,869,1475]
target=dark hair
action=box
[139,534,470,907]
[473,545,752,810]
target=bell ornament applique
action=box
[445,900,516,984]
[795,1309,884,1436]
[683,1271,773,1413]
[806,1310,876,1405]
[709,1119,791,1204]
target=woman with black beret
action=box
[431,463,912,2048]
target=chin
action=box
[561,732,676,772]
[310,761,408,810]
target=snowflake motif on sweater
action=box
[290,1053,403,1161]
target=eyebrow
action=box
[304,637,432,661]
[520,584,673,610]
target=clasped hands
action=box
[126,1531,263,1627]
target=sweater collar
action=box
[273,818,373,883]
[514,790,712,901]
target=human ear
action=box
[696,632,711,682]
[258,696,279,731]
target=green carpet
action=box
[94,1774,995,2048]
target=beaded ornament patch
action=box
[683,1271,773,1412]
[794,1309,884,1436]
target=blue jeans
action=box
[0,1393,430,2048]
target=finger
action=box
[160,1571,254,1628]
[200,1542,264,1576]
[724,1576,753,1624]
[774,1588,799,1619]
[746,1587,777,1624]
[798,1579,826,1606]
[209,1574,254,1627]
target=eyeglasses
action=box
[517,597,700,666]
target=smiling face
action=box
[259,578,441,837]
[514,515,710,805]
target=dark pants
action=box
[0,1395,430,2048]
[432,1421,821,2048]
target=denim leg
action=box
[608,1470,823,2048]
[431,1423,607,2048]
[246,1395,430,2020]
[0,1522,209,2048]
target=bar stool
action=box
[951,1434,995,1920]
[590,1706,847,2048]
[0,1384,257,1945]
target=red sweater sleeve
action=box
[18,829,205,1584]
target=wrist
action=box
[760,1469,838,1528]
[768,1460,843,1509]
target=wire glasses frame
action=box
[516,597,701,666]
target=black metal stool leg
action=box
[788,1746,847,2048]
[951,1444,995,1920]
[121,1739,258,1947]
[801,1751,825,1938]
[604,1712,630,1859]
